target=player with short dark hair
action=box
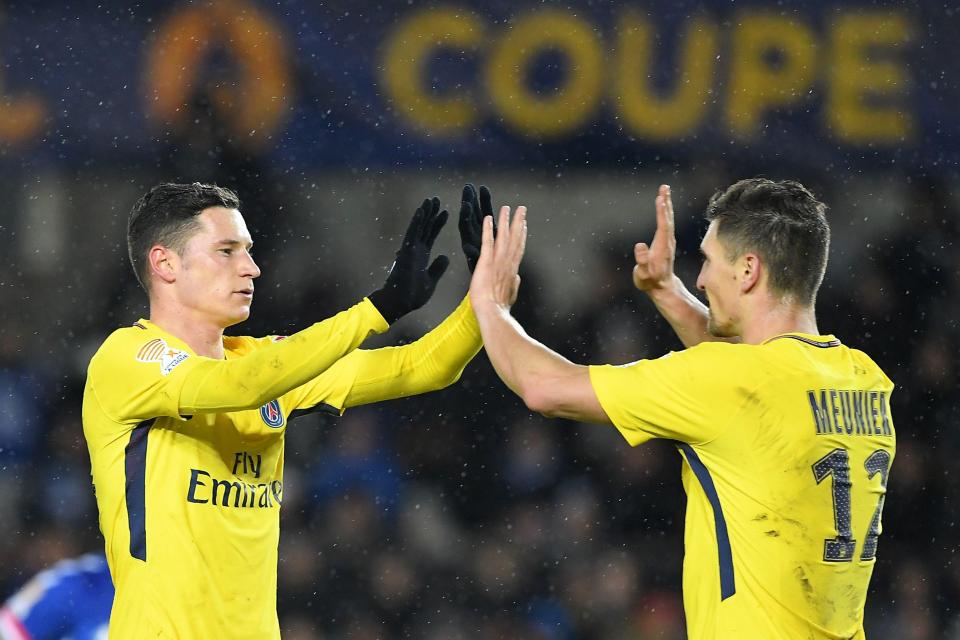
[468,180,895,639]
[703,178,830,308]
[127,182,242,291]
[83,182,492,638]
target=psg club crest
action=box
[259,400,284,428]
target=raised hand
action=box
[632,184,677,292]
[469,204,527,312]
[459,183,495,273]
[369,197,450,323]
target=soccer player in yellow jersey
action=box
[82,182,493,639]
[469,179,894,639]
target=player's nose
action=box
[241,252,261,279]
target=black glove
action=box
[459,183,495,273]
[369,197,450,323]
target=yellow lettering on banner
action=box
[145,0,291,149]
[486,9,603,138]
[0,89,45,147]
[827,11,913,144]
[613,12,718,140]
[726,13,816,138]
[380,8,484,134]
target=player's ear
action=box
[739,253,761,294]
[148,245,178,285]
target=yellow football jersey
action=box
[83,299,391,639]
[590,333,895,640]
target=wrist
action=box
[646,275,684,306]
[368,288,404,324]
[468,291,507,317]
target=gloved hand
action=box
[459,183,495,273]
[369,197,450,323]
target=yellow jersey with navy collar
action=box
[82,297,481,639]
[83,299,389,638]
[589,333,895,640]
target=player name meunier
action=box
[185,468,283,508]
[807,389,892,436]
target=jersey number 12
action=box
[812,448,891,562]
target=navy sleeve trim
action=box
[677,442,737,600]
[124,419,154,562]
[289,403,340,421]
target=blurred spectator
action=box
[309,409,402,514]
[0,327,50,465]
[0,553,111,640]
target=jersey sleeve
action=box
[85,329,200,423]
[285,296,482,415]
[588,342,745,446]
[87,298,389,423]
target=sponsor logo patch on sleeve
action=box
[136,338,190,376]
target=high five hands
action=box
[370,185,525,323]
[459,183,494,274]
[369,197,450,324]
[468,195,527,313]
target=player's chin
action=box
[224,304,252,326]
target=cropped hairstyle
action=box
[127,182,240,291]
[704,178,829,305]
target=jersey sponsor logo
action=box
[136,338,189,376]
[260,399,284,428]
[187,469,283,508]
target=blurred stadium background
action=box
[0,1,958,638]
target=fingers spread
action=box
[480,215,495,259]
[427,254,450,282]
[496,206,511,258]
[424,197,440,238]
[656,184,675,236]
[403,206,425,247]
[428,209,448,245]
[462,183,476,206]
[479,185,493,217]
[509,206,527,268]
[458,200,473,229]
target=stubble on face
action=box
[707,310,735,338]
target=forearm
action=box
[343,296,483,407]
[180,298,389,413]
[648,275,735,347]
[473,302,580,413]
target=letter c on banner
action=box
[144,0,292,148]
[380,8,485,135]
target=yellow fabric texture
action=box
[287,295,482,412]
[589,334,895,640]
